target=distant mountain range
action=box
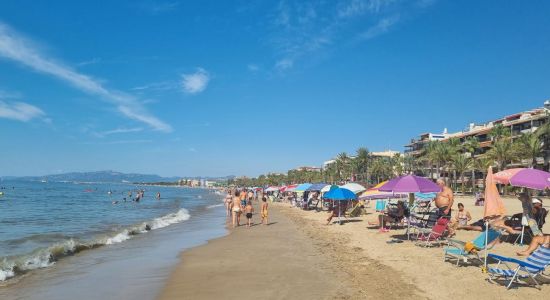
[9,171,235,183]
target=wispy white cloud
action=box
[275,58,294,71]
[0,100,46,122]
[182,68,210,94]
[77,57,101,67]
[360,15,400,40]
[269,0,432,72]
[93,127,144,137]
[138,1,180,15]
[247,64,260,72]
[0,22,172,132]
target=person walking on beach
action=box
[224,192,233,217]
[240,189,247,211]
[261,196,269,225]
[232,190,242,228]
[245,200,254,228]
[435,178,454,217]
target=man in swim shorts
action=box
[435,178,454,217]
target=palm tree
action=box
[422,141,439,179]
[515,133,543,168]
[336,152,351,182]
[432,141,453,179]
[469,156,492,190]
[487,140,514,171]
[354,147,370,183]
[451,153,472,194]
[490,124,511,142]
[462,136,480,192]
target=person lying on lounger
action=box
[517,234,550,256]
[458,217,520,235]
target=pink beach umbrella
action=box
[378,175,441,193]
[493,168,550,191]
[483,166,507,270]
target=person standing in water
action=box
[156,192,161,200]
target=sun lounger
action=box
[415,217,449,247]
[487,246,550,289]
[444,229,501,266]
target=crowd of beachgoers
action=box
[222,173,550,291]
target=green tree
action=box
[462,136,480,193]
[487,139,514,171]
[451,153,472,194]
[336,152,351,182]
[515,133,543,168]
[354,147,370,183]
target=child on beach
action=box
[261,196,269,225]
[245,200,254,228]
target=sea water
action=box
[0,180,227,299]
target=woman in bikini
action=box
[448,203,472,236]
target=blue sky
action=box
[1,0,549,177]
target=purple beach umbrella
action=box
[378,175,441,193]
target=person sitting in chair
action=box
[369,201,405,232]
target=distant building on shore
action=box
[292,166,322,172]
[404,101,550,181]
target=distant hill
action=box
[18,171,181,183]
[14,171,236,184]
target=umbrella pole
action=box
[520,226,525,245]
[484,220,489,272]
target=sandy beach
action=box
[160,196,549,299]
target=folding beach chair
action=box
[487,246,550,289]
[444,229,501,266]
[415,217,449,247]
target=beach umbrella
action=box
[320,184,338,193]
[378,175,441,193]
[339,183,367,194]
[323,187,356,225]
[359,181,407,200]
[294,183,313,192]
[280,184,298,192]
[483,166,507,270]
[493,168,550,190]
[324,187,357,200]
[265,186,279,192]
[306,183,328,191]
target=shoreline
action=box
[157,201,420,300]
[159,196,550,299]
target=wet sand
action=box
[158,202,419,299]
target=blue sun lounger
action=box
[444,229,501,266]
[487,246,550,289]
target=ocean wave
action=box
[0,208,190,282]
[206,203,224,209]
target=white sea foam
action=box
[105,230,131,245]
[0,208,191,282]
[148,208,190,230]
[206,203,224,209]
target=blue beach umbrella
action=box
[306,183,328,191]
[323,187,356,225]
[294,183,313,192]
[323,187,357,200]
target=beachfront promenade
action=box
[159,197,549,299]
